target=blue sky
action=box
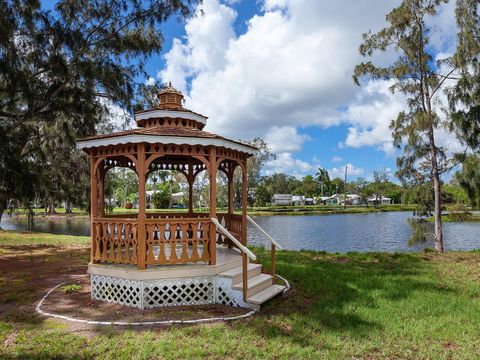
[47,0,459,182]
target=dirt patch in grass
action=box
[41,276,250,324]
[0,244,251,336]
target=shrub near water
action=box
[447,203,472,222]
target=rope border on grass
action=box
[35,274,290,326]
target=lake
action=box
[2,211,479,252]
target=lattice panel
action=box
[216,286,238,307]
[143,277,214,308]
[216,277,245,308]
[91,274,252,309]
[91,275,142,308]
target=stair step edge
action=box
[247,285,286,305]
[232,273,272,290]
[217,263,262,278]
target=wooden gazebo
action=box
[77,84,284,310]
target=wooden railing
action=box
[247,215,282,279]
[92,212,244,268]
[92,217,139,265]
[212,217,256,301]
[104,212,209,219]
[145,217,211,265]
[216,213,243,248]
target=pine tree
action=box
[450,0,480,149]
[353,0,454,252]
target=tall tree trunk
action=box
[27,208,34,230]
[428,128,444,252]
[65,200,73,214]
[48,196,57,215]
[0,194,7,230]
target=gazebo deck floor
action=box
[88,246,243,280]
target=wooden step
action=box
[247,285,286,306]
[232,273,272,297]
[218,263,262,284]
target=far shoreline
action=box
[5,204,418,219]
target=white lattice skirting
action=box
[91,274,249,309]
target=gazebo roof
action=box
[77,83,257,155]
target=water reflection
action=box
[1,215,91,237]
[247,212,480,253]
[407,218,431,245]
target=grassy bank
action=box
[249,203,417,216]
[0,231,89,247]
[1,231,480,359]
[436,214,480,223]
[425,213,480,223]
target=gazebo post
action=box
[227,168,234,214]
[89,153,98,264]
[137,143,147,270]
[241,161,248,301]
[241,162,247,246]
[209,147,217,265]
[188,159,194,216]
[98,165,105,217]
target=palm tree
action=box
[315,168,331,196]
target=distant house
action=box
[368,196,392,205]
[319,195,338,205]
[319,194,362,206]
[292,195,305,206]
[317,196,333,205]
[345,194,362,205]
[272,194,292,206]
[305,197,315,205]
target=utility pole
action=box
[343,164,348,210]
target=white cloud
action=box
[331,156,343,163]
[264,152,316,178]
[264,126,310,153]
[99,98,132,131]
[341,79,406,155]
[340,49,464,157]
[158,0,399,141]
[156,0,460,175]
[427,0,457,54]
[145,77,156,86]
[328,163,364,179]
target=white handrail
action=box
[211,218,257,261]
[247,215,282,250]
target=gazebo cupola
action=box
[157,81,184,109]
[135,83,206,130]
[77,82,286,310]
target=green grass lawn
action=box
[1,231,479,359]
[0,230,90,247]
